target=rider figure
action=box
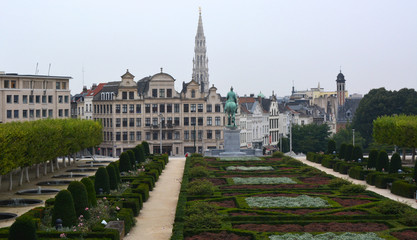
[225,87,238,127]
[226,87,237,110]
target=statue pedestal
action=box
[221,127,245,156]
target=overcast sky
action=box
[1,0,416,97]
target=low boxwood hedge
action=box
[391,180,417,198]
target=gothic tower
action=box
[336,70,346,106]
[192,8,209,93]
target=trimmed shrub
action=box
[127,150,136,169]
[389,152,402,173]
[376,150,389,172]
[191,153,203,157]
[272,151,285,158]
[348,166,368,180]
[339,143,347,160]
[137,144,146,163]
[340,184,366,193]
[189,166,210,178]
[117,208,135,233]
[142,141,150,156]
[366,171,382,185]
[328,178,351,188]
[374,174,398,189]
[8,215,37,240]
[368,149,378,169]
[414,159,417,183]
[106,164,118,190]
[321,155,337,168]
[352,146,363,161]
[327,139,336,154]
[52,190,77,227]
[119,152,132,172]
[67,181,90,219]
[345,144,353,161]
[122,198,140,217]
[81,177,97,207]
[184,201,222,230]
[187,179,216,196]
[94,167,110,194]
[133,145,141,164]
[133,183,150,201]
[109,162,120,184]
[376,200,409,215]
[391,180,417,198]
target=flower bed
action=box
[226,166,274,171]
[269,232,384,240]
[245,195,329,208]
[234,222,388,232]
[232,177,296,185]
[185,231,252,240]
[220,157,261,161]
[391,230,417,240]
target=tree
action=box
[291,123,330,154]
[280,137,290,153]
[389,153,402,173]
[376,150,389,172]
[327,139,336,154]
[127,150,136,169]
[339,143,347,160]
[353,88,417,147]
[352,146,363,161]
[331,124,365,150]
[367,149,378,169]
[106,164,118,190]
[136,144,146,163]
[9,215,37,240]
[81,177,97,207]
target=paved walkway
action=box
[124,157,186,240]
[294,156,417,209]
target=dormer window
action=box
[167,89,172,98]
[152,89,157,97]
[159,89,165,98]
[129,92,134,99]
[191,90,195,98]
[122,92,127,100]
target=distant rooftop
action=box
[0,72,72,79]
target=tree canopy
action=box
[291,123,331,153]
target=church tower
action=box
[336,70,346,106]
[192,8,209,93]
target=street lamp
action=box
[193,123,196,153]
[352,128,355,146]
[289,113,293,154]
[159,113,163,154]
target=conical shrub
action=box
[389,152,402,173]
[376,150,389,172]
[67,181,90,219]
[339,143,347,160]
[94,167,110,194]
[127,150,136,169]
[52,190,76,227]
[352,146,363,161]
[81,177,97,207]
[9,215,37,240]
[119,152,132,172]
[110,162,120,184]
[142,141,150,156]
[367,149,378,169]
[106,164,118,190]
[345,144,353,161]
[327,139,336,154]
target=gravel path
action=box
[294,156,417,209]
[124,157,186,240]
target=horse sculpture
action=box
[224,87,238,128]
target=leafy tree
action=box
[280,137,290,153]
[376,150,389,172]
[367,149,378,169]
[52,190,76,227]
[327,139,336,154]
[352,146,363,161]
[389,153,402,173]
[339,143,347,160]
[291,123,330,153]
[331,124,365,150]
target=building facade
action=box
[0,72,71,123]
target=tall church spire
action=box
[192,8,209,93]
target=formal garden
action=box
[171,151,417,240]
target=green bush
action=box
[328,178,351,188]
[122,198,140,217]
[339,143,347,160]
[327,139,336,154]
[133,183,150,201]
[127,150,136,169]
[391,180,417,198]
[119,152,132,172]
[334,161,351,174]
[272,151,285,158]
[94,167,110,194]
[81,177,97,207]
[137,144,146,163]
[282,157,304,166]
[191,153,203,157]
[312,154,324,163]
[374,174,399,189]
[345,144,353,161]
[367,149,378,169]
[340,184,366,193]
[375,199,409,215]
[142,141,150,156]
[8,215,37,240]
[365,171,382,185]
[133,145,141,164]
[352,146,363,161]
[190,158,207,167]
[321,155,337,168]
[376,150,389,172]
[52,190,77,227]
[414,160,417,183]
[67,181,90,219]
[189,166,210,178]
[109,162,120,184]
[184,202,222,230]
[348,166,368,180]
[389,152,402,173]
[117,208,135,234]
[186,179,216,196]
[400,208,417,226]
[106,164,118,190]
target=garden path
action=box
[295,156,417,209]
[124,157,186,240]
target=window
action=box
[152,104,158,113]
[191,130,196,140]
[23,110,28,118]
[191,90,195,98]
[57,109,61,117]
[207,130,212,139]
[174,131,180,140]
[167,89,172,98]
[130,132,135,141]
[57,96,62,103]
[42,109,47,118]
[207,104,212,112]
[122,104,128,113]
[116,118,121,127]
[48,95,53,103]
[56,82,61,89]
[23,95,28,104]
[174,117,180,126]
[129,118,134,127]
[167,117,172,126]
[11,80,16,88]
[29,109,34,118]
[116,104,121,113]
[190,104,196,112]
[159,89,165,98]
[122,91,127,100]
[207,117,212,126]
[215,116,221,126]
[160,104,165,113]
[174,104,180,113]
[116,132,121,141]
[123,132,128,141]
[198,130,203,140]
[184,117,189,126]
[29,95,34,104]
[136,131,142,141]
[48,109,53,117]
[7,110,12,118]
[153,132,158,140]
[184,130,189,140]
[152,118,158,126]
[198,117,203,126]
[62,82,67,89]
[215,104,221,112]
[4,80,9,88]
[146,132,151,140]
[215,130,221,139]
[198,104,203,112]
[168,131,172,140]
[191,117,196,126]
[136,118,141,127]
[184,104,189,112]
[64,96,69,103]
[42,95,46,103]
[152,89,157,97]
[129,104,134,113]
[136,104,141,113]
[6,95,12,103]
[13,95,19,103]
[167,104,172,113]
[145,104,150,113]
[122,118,128,127]
[144,118,150,126]
[129,92,134,99]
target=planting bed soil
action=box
[331,197,372,207]
[265,208,330,215]
[221,184,317,190]
[210,199,236,208]
[299,176,331,185]
[234,222,388,232]
[331,210,368,215]
[185,231,252,240]
[203,178,226,185]
[391,230,417,240]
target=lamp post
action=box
[352,128,355,146]
[159,113,163,154]
[193,123,196,153]
[289,113,293,154]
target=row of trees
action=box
[0,119,102,190]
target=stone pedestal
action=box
[222,127,245,155]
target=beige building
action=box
[0,72,71,123]
[93,70,224,157]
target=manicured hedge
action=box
[391,180,417,198]
[116,208,135,234]
[348,166,370,180]
[366,171,383,186]
[374,174,400,189]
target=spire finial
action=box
[339,65,342,73]
[160,67,163,73]
[199,7,201,15]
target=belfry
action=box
[192,8,210,93]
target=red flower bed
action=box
[299,176,331,185]
[253,193,300,197]
[223,192,243,196]
[202,178,226,186]
[185,231,252,240]
[331,210,367,216]
[211,200,236,208]
[332,198,372,207]
[234,222,388,232]
[391,230,417,240]
[221,174,297,178]
[229,212,259,216]
[221,184,317,190]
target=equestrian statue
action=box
[224,86,238,128]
